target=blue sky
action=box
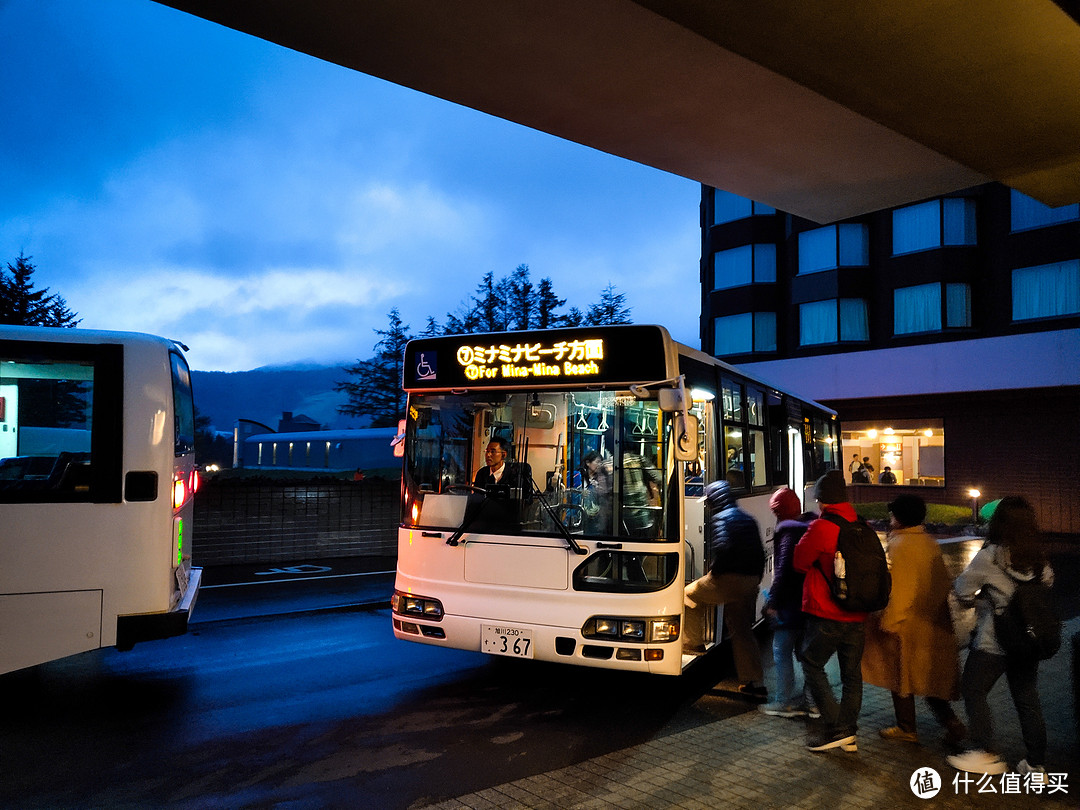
[0,0,702,372]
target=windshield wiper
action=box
[444,484,491,546]
[443,482,587,555]
[529,477,588,555]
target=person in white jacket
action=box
[947,497,1054,781]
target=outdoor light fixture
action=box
[968,489,981,523]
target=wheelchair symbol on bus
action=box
[416,352,436,381]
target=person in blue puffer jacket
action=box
[683,480,767,700]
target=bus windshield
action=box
[403,390,674,541]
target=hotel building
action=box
[700,183,1080,535]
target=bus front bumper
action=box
[392,611,683,675]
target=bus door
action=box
[683,386,719,652]
[789,420,806,507]
[683,388,715,584]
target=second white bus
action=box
[0,326,202,674]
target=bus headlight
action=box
[391,590,444,620]
[581,615,679,643]
[648,617,680,643]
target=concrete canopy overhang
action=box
[154,1,1080,224]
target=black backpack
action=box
[817,513,891,612]
[993,570,1061,660]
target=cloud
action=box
[2,0,704,373]
[66,263,408,369]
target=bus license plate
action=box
[482,625,534,659]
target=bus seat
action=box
[47,452,92,491]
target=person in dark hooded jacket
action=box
[683,480,767,699]
[761,486,817,718]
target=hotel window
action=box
[1012,260,1080,321]
[713,244,777,289]
[713,189,776,225]
[894,283,971,334]
[799,298,868,345]
[797,224,868,275]
[1010,189,1079,232]
[843,420,945,487]
[892,198,976,255]
[714,312,777,355]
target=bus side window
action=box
[170,352,195,456]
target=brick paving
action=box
[420,617,1079,809]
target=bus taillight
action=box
[172,470,199,509]
[172,476,186,509]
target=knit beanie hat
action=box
[769,486,802,521]
[888,494,927,528]
[813,470,847,504]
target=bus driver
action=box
[474,436,531,493]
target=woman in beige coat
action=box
[862,494,966,746]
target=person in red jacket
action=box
[794,469,870,752]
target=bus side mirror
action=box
[673,414,699,462]
[657,388,683,412]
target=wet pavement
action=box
[184,541,1079,808]
[418,621,1079,809]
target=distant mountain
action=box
[192,364,368,434]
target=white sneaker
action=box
[1017,760,1047,786]
[947,749,1008,775]
[761,702,807,718]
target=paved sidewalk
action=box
[420,618,1079,809]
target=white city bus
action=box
[391,325,838,675]
[0,326,202,674]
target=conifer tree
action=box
[584,283,632,325]
[335,308,413,426]
[535,277,566,329]
[507,264,534,330]
[0,253,80,327]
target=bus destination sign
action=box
[456,338,604,381]
[403,325,673,390]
